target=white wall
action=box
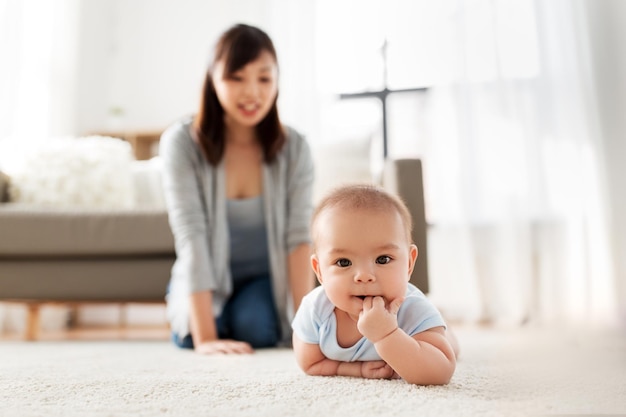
[584,0,626,323]
[73,0,115,134]
[72,0,316,135]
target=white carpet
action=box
[1,326,625,417]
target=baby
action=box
[292,184,457,385]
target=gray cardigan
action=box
[159,117,314,343]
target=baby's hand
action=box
[360,360,395,379]
[357,296,403,343]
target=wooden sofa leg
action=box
[25,303,41,341]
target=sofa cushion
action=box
[0,205,174,257]
[0,258,173,301]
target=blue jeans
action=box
[171,274,281,349]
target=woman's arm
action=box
[161,123,250,354]
[288,243,315,311]
[160,123,215,293]
[292,334,394,379]
[283,130,316,312]
[189,290,252,354]
[189,291,216,343]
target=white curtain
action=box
[0,0,79,169]
[416,0,616,327]
[313,0,618,327]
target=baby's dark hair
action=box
[311,184,413,245]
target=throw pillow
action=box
[310,135,374,203]
[131,156,166,208]
[8,136,134,208]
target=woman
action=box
[160,23,315,354]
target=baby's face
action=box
[311,206,417,321]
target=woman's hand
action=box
[194,339,254,355]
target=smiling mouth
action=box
[240,103,258,112]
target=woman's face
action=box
[212,50,278,129]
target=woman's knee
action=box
[226,275,281,347]
[229,308,280,348]
[171,332,194,349]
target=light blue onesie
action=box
[291,284,446,361]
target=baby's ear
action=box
[407,244,418,278]
[311,254,323,284]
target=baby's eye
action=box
[228,74,243,81]
[376,255,392,264]
[335,258,352,267]
[259,77,271,83]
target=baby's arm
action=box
[375,327,456,385]
[292,333,394,379]
[358,296,456,385]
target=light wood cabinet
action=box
[94,130,163,160]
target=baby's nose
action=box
[354,269,376,283]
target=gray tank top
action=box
[227,195,271,284]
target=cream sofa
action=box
[0,149,429,339]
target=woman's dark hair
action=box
[193,23,285,165]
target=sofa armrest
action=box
[0,170,9,203]
[381,158,429,294]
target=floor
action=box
[0,324,170,342]
[2,324,625,417]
